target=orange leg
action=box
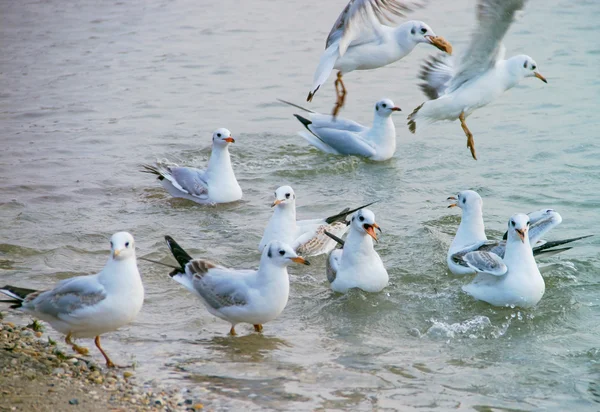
[94,336,116,368]
[65,332,89,355]
[253,324,263,333]
[459,112,477,160]
[229,325,237,336]
[331,72,347,118]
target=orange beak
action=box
[364,224,379,241]
[447,196,457,208]
[224,136,235,143]
[426,35,453,55]
[515,229,526,243]
[271,199,283,207]
[534,72,547,84]
[391,107,401,112]
[291,256,310,266]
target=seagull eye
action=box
[125,242,130,247]
[462,198,466,204]
[511,220,515,227]
[217,133,222,137]
[531,65,536,70]
[421,28,427,34]
[523,61,528,69]
[382,103,387,108]
[285,193,290,198]
[279,250,285,256]
[359,215,365,222]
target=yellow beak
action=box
[515,229,526,243]
[113,249,122,258]
[271,199,283,207]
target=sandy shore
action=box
[0,317,204,412]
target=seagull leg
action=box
[65,332,89,356]
[94,336,117,368]
[229,325,237,336]
[332,72,347,118]
[459,112,477,160]
[253,324,263,333]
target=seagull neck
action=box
[257,260,288,280]
[273,203,296,226]
[206,145,234,178]
[505,235,535,268]
[452,208,486,248]
[100,257,142,290]
[345,228,374,255]
[498,60,522,91]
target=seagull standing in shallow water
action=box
[408,0,547,160]
[0,232,144,367]
[307,0,452,116]
[164,236,309,336]
[141,128,242,205]
[280,98,401,161]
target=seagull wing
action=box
[447,0,527,93]
[463,251,507,276]
[168,166,209,198]
[326,0,426,55]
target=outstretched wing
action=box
[447,0,527,93]
[418,53,455,99]
[326,0,426,55]
[463,251,507,276]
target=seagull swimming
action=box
[280,98,401,161]
[461,213,545,308]
[164,236,309,336]
[325,209,388,293]
[308,0,452,116]
[447,190,592,276]
[408,0,547,160]
[0,232,144,367]
[259,185,375,257]
[141,128,242,204]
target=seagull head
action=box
[211,128,235,147]
[507,213,530,244]
[350,209,381,242]
[512,55,547,83]
[374,99,401,118]
[263,241,310,267]
[447,190,483,213]
[407,21,450,53]
[271,185,295,208]
[110,232,136,261]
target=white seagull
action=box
[461,213,545,308]
[0,232,144,367]
[325,209,388,293]
[164,236,309,335]
[447,190,592,276]
[141,128,242,204]
[308,0,452,116]
[259,185,374,257]
[280,98,401,161]
[408,0,547,160]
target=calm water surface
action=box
[1,0,599,410]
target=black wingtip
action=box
[407,103,423,134]
[325,200,379,224]
[294,114,312,131]
[140,164,165,181]
[533,234,593,253]
[164,236,194,273]
[324,231,345,248]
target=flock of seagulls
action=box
[0,0,591,367]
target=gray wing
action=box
[326,0,426,54]
[418,53,455,99]
[447,0,527,93]
[306,126,377,157]
[451,240,506,267]
[27,276,107,319]
[463,251,507,276]
[309,112,369,133]
[191,267,252,310]
[326,249,343,283]
[168,166,209,198]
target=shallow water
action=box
[1,0,599,410]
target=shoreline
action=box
[0,317,204,412]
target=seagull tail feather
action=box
[0,286,38,309]
[164,236,194,276]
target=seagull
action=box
[259,185,375,257]
[447,190,592,276]
[141,128,242,205]
[307,0,452,116]
[280,98,401,161]
[408,0,547,160]
[461,213,545,308]
[325,209,388,293]
[0,232,144,367]
[164,236,309,335]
